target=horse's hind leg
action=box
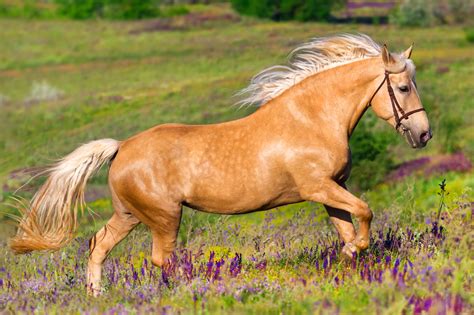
[148,206,182,267]
[87,204,139,296]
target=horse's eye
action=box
[399,86,409,93]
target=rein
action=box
[369,70,425,131]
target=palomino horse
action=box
[10,34,431,295]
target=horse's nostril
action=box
[420,131,432,144]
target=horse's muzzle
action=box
[419,129,432,147]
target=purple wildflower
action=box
[423,297,432,312]
[454,294,464,313]
[229,253,242,277]
[392,258,400,278]
[206,252,215,279]
[213,259,224,281]
[255,259,267,271]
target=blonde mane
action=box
[238,33,382,106]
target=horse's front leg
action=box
[302,179,373,256]
[324,204,357,257]
[323,182,356,239]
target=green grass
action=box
[0,4,473,314]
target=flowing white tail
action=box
[10,139,120,254]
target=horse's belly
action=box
[183,184,302,214]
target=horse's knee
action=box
[363,208,373,223]
[355,201,372,222]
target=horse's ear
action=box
[402,44,413,59]
[381,44,395,66]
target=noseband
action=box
[369,70,425,131]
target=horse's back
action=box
[108,121,302,214]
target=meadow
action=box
[0,4,473,314]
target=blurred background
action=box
[0,0,472,236]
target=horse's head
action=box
[370,45,432,148]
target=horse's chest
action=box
[316,145,352,182]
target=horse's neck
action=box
[270,58,383,138]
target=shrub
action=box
[55,0,103,19]
[160,5,189,18]
[55,0,161,20]
[0,0,54,19]
[389,0,433,27]
[230,0,345,22]
[349,113,397,190]
[447,0,473,23]
[102,0,161,19]
[390,0,473,26]
[465,28,474,43]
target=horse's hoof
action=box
[341,242,358,260]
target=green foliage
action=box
[230,0,345,21]
[446,0,473,23]
[0,0,55,19]
[105,0,161,19]
[160,5,189,18]
[54,0,102,19]
[55,0,161,20]
[465,27,474,43]
[438,112,463,153]
[416,62,472,155]
[349,113,397,190]
[0,0,195,20]
[287,0,332,22]
[390,0,473,27]
[389,0,433,27]
[230,0,278,20]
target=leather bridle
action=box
[369,70,425,132]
